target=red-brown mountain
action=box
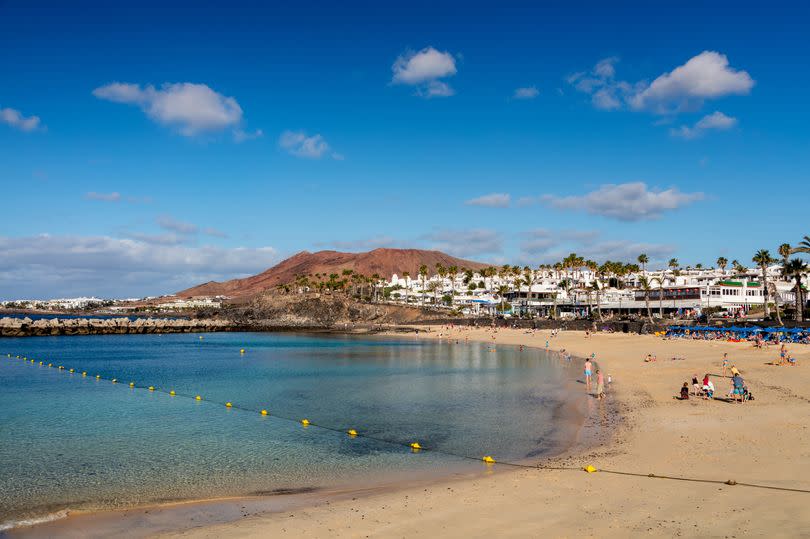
[178,248,490,298]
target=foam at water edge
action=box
[0,510,70,531]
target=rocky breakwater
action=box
[0,317,235,337]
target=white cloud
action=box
[85,192,122,202]
[391,47,457,98]
[0,234,279,299]
[421,229,502,258]
[92,82,256,138]
[279,130,339,159]
[0,107,43,132]
[569,51,753,115]
[630,51,754,112]
[465,193,511,208]
[540,182,703,221]
[513,86,539,100]
[670,111,738,139]
[202,227,228,239]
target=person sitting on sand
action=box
[702,374,713,399]
[678,382,690,400]
[644,353,656,363]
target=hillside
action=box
[178,248,489,298]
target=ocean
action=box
[0,332,583,530]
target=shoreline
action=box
[159,325,810,537]
[2,332,599,538]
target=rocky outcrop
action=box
[0,317,235,338]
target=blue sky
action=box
[1,0,809,298]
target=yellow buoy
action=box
[261,409,268,416]
[199,336,203,340]
[149,386,155,391]
[240,349,245,354]
[226,402,233,408]
[48,363,52,367]
[69,368,74,373]
[195,395,202,401]
[410,442,422,450]
[301,418,310,426]
[58,366,64,370]
[482,456,496,464]
[347,429,358,437]
[129,382,135,388]
[170,390,176,396]
[95,375,101,379]
[584,465,598,473]
[82,371,87,376]
[112,378,118,383]
[39,361,43,366]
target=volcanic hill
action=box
[178,248,489,298]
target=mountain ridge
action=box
[177,247,490,298]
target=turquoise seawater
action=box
[0,332,582,528]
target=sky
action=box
[1,0,809,299]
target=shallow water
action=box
[0,332,582,528]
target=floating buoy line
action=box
[4,351,810,494]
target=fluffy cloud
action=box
[569,52,753,115]
[513,86,539,100]
[420,229,502,258]
[391,47,457,98]
[92,82,257,139]
[465,193,511,208]
[630,52,754,112]
[670,111,738,139]
[540,182,703,221]
[0,107,43,132]
[567,57,637,111]
[279,130,340,159]
[0,234,279,299]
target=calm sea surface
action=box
[0,332,582,529]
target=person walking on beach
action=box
[596,369,605,399]
[584,358,593,391]
[722,353,729,377]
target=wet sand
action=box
[153,326,810,538]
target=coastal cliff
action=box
[0,317,234,337]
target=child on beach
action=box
[722,353,729,377]
[678,383,689,400]
[692,374,700,396]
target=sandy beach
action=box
[152,325,810,538]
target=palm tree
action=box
[716,257,728,275]
[783,258,808,321]
[637,254,649,276]
[768,281,783,325]
[793,236,810,255]
[668,258,679,272]
[752,249,774,318]
[447,265,458,296]
[778,244,792,266]
[639,276,654,323]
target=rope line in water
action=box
[4,351,810,495]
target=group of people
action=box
[676,354,752,403]
[583,356,608,400]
